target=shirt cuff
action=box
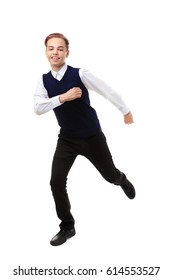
[120,106,130,115]
[51,95,62,108]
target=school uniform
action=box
[34,64,135,245]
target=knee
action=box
[50,175,67,193]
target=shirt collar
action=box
[51,64,68,81]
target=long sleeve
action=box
[34,76,61,115]
[79,68,130,115]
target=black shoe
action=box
[120,179,136,199]
[50,228,76,246]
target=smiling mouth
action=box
[51,56,60,62]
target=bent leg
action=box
[84,132,135,198]
[84,132,126,184]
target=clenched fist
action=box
[123,111,134,124]
[59,87,82,103]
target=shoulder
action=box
[42,71,52,82]
[66,65,81,79]
[67,65,80,72]
[43,70,52,77]
[67,65,92,79]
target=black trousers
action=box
[50,132,125,230]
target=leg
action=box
[83,132,135,199]
[50,137,77,230]
[83,132,123,183]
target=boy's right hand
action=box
[59,87,82,103]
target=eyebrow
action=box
[47,45,65,48]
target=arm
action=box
[34,76,82,115]
[34,76,61,115]
[79,69,134,124]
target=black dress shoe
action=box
[50,228,76,246]
[120,179,136,199]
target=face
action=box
[45,37,69,71]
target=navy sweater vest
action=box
[43,66,102,138]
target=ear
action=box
[45,48,48,57]
[66,50,70,57]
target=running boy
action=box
[34,33,135,246]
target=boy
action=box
[34,33,135,246]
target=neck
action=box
[51,63,65,72]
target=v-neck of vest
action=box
[50,66,69,82]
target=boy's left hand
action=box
[124,111,134,124]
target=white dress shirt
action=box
[34,64,130,115]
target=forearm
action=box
[34,76,82,115]
[34,95,61,115]
[34,76,61,115]
[80,69,130,115]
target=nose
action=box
[53,49,58,55]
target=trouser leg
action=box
[50,137,77,230]
[83,132,126,184]
[84,132,135,199]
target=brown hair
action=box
[44,33,69,50]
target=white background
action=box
[0,0,173,279]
